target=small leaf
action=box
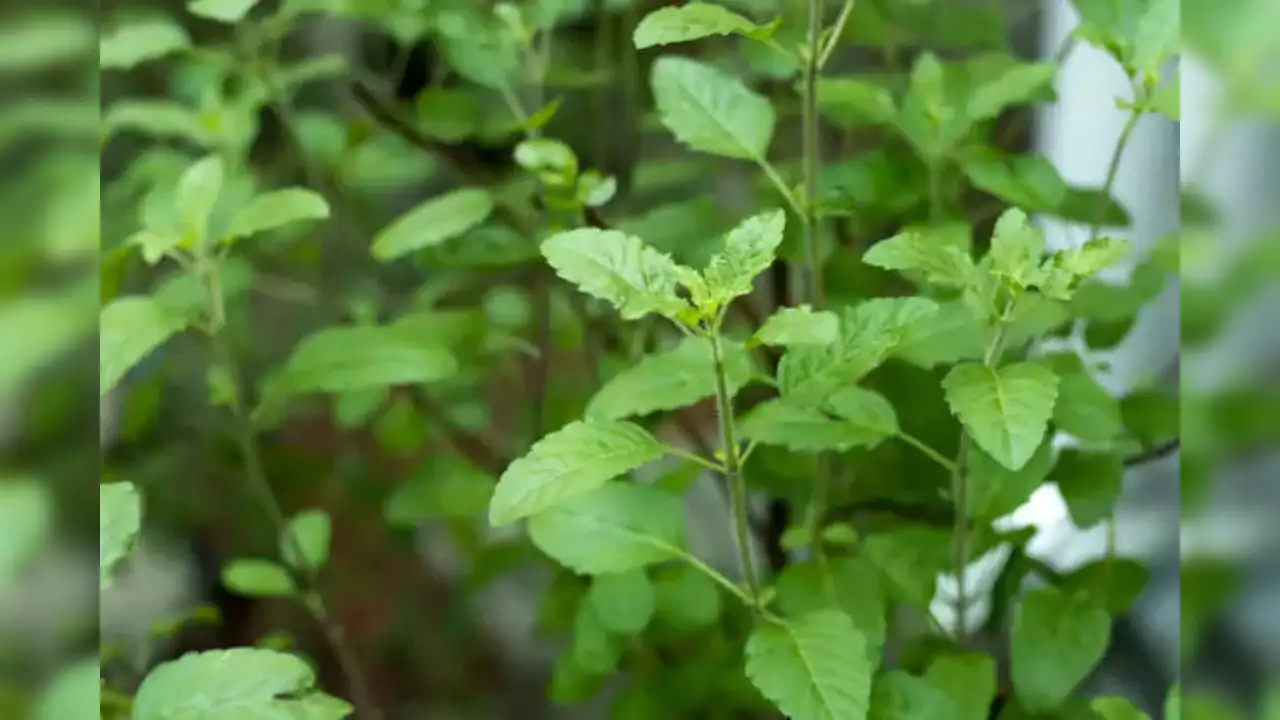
[863,229,978,288]
[967,62,1056,121]
[100,295,186,397]
[187,0,262,23]
[174,154,225,243]
[862,525,952,608]
[1011,587,1111,712]
[586,337,753,420]
[745,611,873,720]
[942,362,1060,472]
[541,228,689,320]
[967,438,1055,520]
[514,138,578,184]
[651,55,775,161]
[282,510,330,572]
[755,305,840,347]
[1052,450,1123,529]
[100,15,189,70]
[924,653,997,720]
[221,559,297,597]
[774,557,887,659]
[371,188,494,261]
[527,482,685,574]
[274,324,457,395]
[490,420,665,526]
[588,570,655,635]
[698,209,787,308]
[100,482,141,589]
[225,188,329,241]
[633,3,773,49]
[988,207,1047,289]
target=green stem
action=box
[709,331,762,611]
[758,159,806,218]
[665,445,726,474]
[802,0,827,309]
[818,0,855,70]
[927,158,944,224]
[1089,107,1142,242]
[898,432,958,473]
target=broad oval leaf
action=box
[100,295,186,397]
[651,55,775,161]
[541,228,688,320]
[586,337,753,420]
[225,188,329,242]
[633,3,770,49]
[274,324,458,395]
[221,558,296,597]
[34,657,99,720]
[745,611,873,720]
[699,209,787,307]
[132,647,352,720]
[755,305,839,347]
[100,482,141,589]
[961,151,1068,212]
[372,188,494,261]
[942,362,1059,471]
[1010,587,1111,712]
[99,16,189,70]
[526,482,685,573]
[490,420,664,526]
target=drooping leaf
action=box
[588,570,655,635]
[942,362,1060,471]
[1052,450,1123,529]
[967,438,1056,520]
[221,559,297,598]
[371,188,494,261]
[698,209,787,308]
[755,305,840,347]
[633,3,774,49]
[924,653,997,720]
[1010,587,1111,712]
[862,524,952,608]
[131,648,352,720]
[526,482,685,574]
[281,510,330,573]
[187,0,262,23]
[490,420,665,526]
[225,188,330,242]
[745,611,873,720]
[540,228,689,320]
[99,482,141,589]
[100,295,186,397]
[774,557,887,659]
[651,55,776,161]
[272,324,457,395]
[586,337,753,420]
[99,15,189,70]
[863,229,978,288]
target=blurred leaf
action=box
[1010,587,1110,712]
[755,305,840,347]
[527,482,685,574]
[572,601,623,674]
[1052,450,1123,528]
[384,459,494,526]
[272,324,457,395]
[816,77,898,127]
[587,337,752,420]
[962,152,1068,212]
[588,570,655,635]
[188,0,263,23]
[654,563,723,631]
[0,13,95,72]
[225,188,329,242]
[1148,75,1179,120]
[371,188,494,261]
[100,15,190,70]
[774,557,887,659]
[100,482,142,589]
[1060,557,1150,615]
[100,295,187,398]
[925,653,997,720]
[221,559,297,597]
[1091,696,1151,720]
[863,524,952,608]
[740,390,897,453]
[1046,355,1124,443]
[0,480,51,591]
[967,62,1057,121]
[282,510,330,573]
[651,55,775,161]
[968,437,1055,520]
[891,299,986,369]
[633,3,775,49]
[33,658,99,720]
[868,669,956,720]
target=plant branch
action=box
[818,0,855,70]
[709,330,762,611]
[665,445,726,474]
[802,0,827,309]
[897,431,958,472]
[1123,437,1180,467]
[1089,104,1142,242]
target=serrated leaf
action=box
[490,420,664,526]
[774,557,887,659]
[1052,450,1123,529]
[282,510,330,572]
[541,228,689,320]
[863,229,978,288]
[588,570,655,635]
[100,16,189,70]
[780,297,939,407]
[586,337,753,420]
[816,77,898,127]
[527,482,685,574]
[371,188,494,261]
[633,3,772,49]
[924,653,997,720]
[274,324,457,395]
[756,305,840,346]
[187,0,261,23]
[967,438,1055,520]
[1042,239,1134,298]
[132,648,352,720]
[988,207,1047,288]
[698,209,786,308]
[100,295,186,397]
[221,559,297,597]
[100,482,141,589]
[862,525,952,608]
[942,362,1059,471]
[868,670,956,720]
[175,154,224,243]
[739,397,895,453]
[651,55,775,161]
[225,188,329,241]
[967,62,1056,121]
[1011,587,1111,712]
[745,611,873,720]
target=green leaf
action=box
[891,299,986,369]
[780,297,939,407]
[586,337,753,420]
[774,557,887,659]
[282,510,330,573]
[1040,238,1134,299]
[541,228,689,320]
[174,154,225,243]
[924,653,997,720]
[34,657,99,720]
[739,391,896,453]
[942,362,1060,472]
[273,324,457,395]
[745,611,873,720]
[100,15,189,70]
[828,385,900,436]
[100,295,186,398]
[862,229,978,288]
[1130,0,1178,75]
[988,207,1047,289]
[225,188,329,242]
[187,0,262,23]
[527,482,685,574]
[862,525,952,608]
[1148,76,1179,120]
[0,481,51,591]
[653,564,723,631]
[371,188,494,261]
[132,648,352,720]
[514,138,578,184]
[221,559,297,598]
[868,670,956,720]
[967,438,1055,520]
[1049,356,1124,443]
[1165,686,1180,720]
[588,570,655,635]
[1060,557,1150,615]
[698,209,787,308]
[651,55,776,161]
[490,420,664,526]
[961,152,1068,212]
[816,77,898,128]
[572,601,623,674]
[99,482,141,589]
[633,3,774,49]
[1092,696,1151,720]
[1010,587,1111,712]
[755,305,840,347]
[384,458,494,526]
[966,62,1057,121]
[1052,450,1123,529]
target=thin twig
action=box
[1123,437,1180,467]
[710,329,763,611]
